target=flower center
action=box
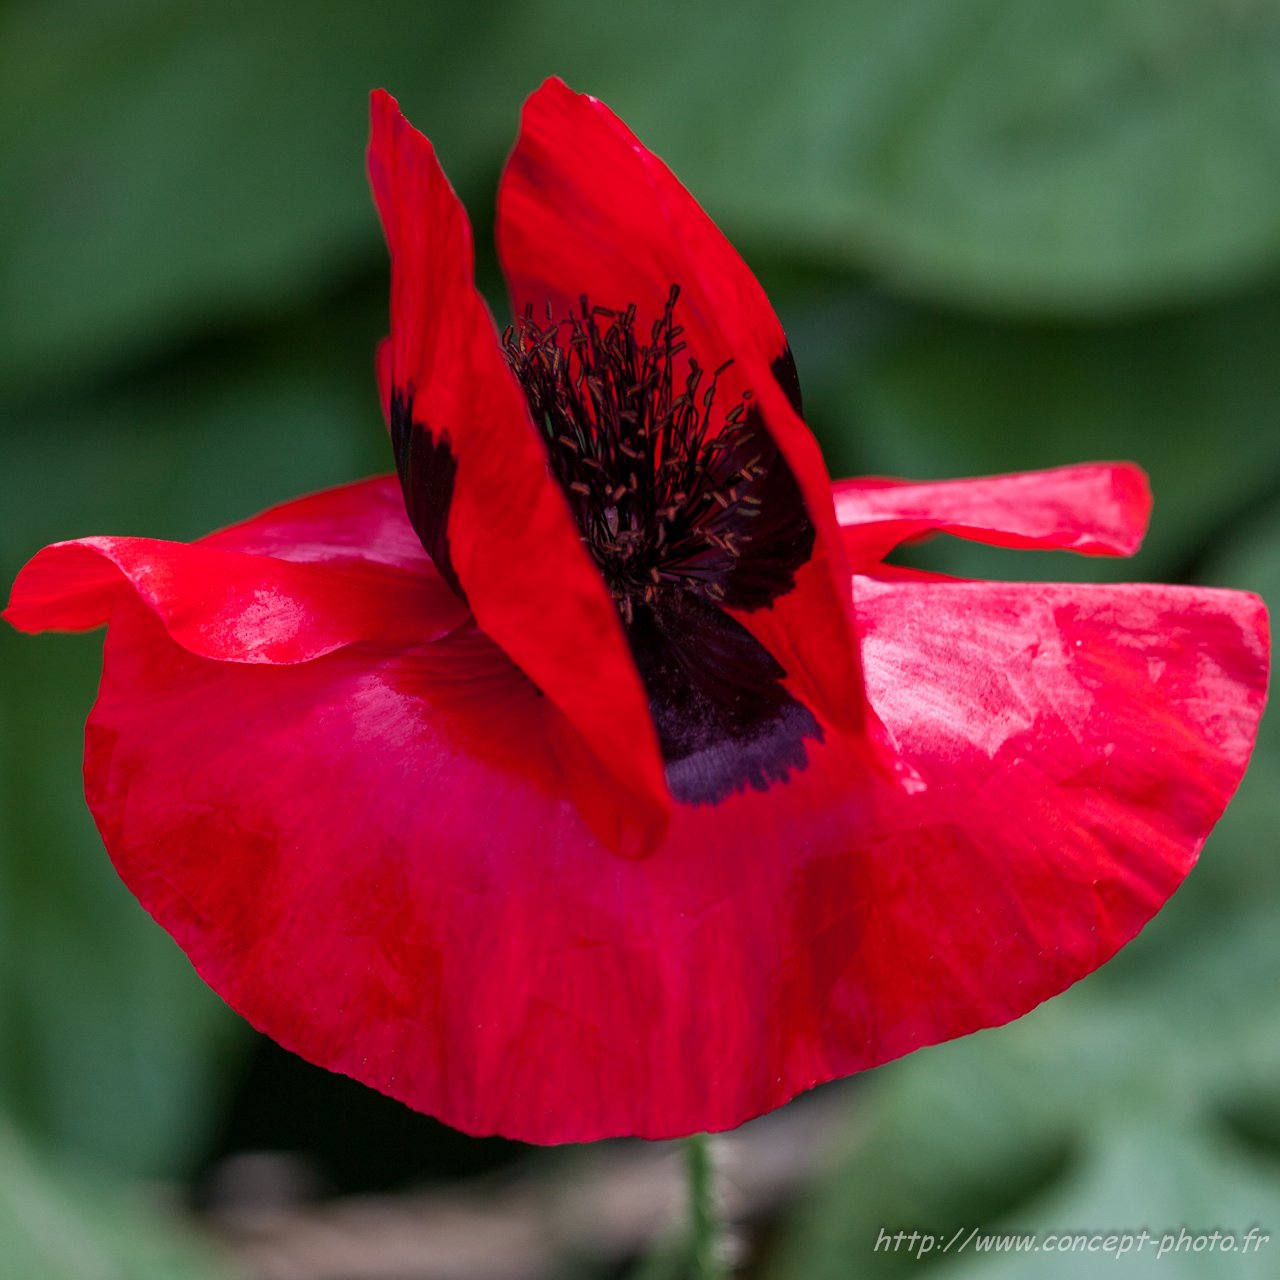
[502,287,767,623]
[502,287,821,804]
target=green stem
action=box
[684,1133,725,1279]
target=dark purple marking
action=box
[626,594,822,805]
[389,387,466,602]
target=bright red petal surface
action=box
[498,77,865,736]
[835,463,1153,568]
[85,570,1266,1142]
[4,512,463,663]
[369,88,668,851]
[200,475,435,572]
[498,77,788,395]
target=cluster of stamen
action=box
[502,287,765,621]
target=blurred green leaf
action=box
[0,309,386,1177]
[941,1119,1280,1279]
[8,0,1280,398]
[795,285,1280,582]
[660,0,1280,317]
[1139,909,1280,1107]
[0,1116,239,1279]
[766,975,1280,1279]
[0,625,237,1180]
[0,0,516,397]
[762,990,1118,1280]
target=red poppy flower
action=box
[5,80,1269,1144]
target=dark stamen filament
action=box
[502,287,761,615]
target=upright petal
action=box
[498,77,791,403]
[497,77,865,737]
[368,89,668,851]
[835,464,1153,568]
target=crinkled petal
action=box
[849,577,1268,1069]
[497,76,865,737]
[835,463,1153,568]
[369,88,668,851]
[4,523,463,662]
[83,574,1266,1142]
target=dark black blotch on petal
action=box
[390,387,466,602]
[771,343,804,417]
[703,406,815,611]
[501,295,823,805]
[626,594,822,805]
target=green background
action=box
[1,1,1277,1275]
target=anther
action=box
[501,288,762,611]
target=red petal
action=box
[200,475,436,572]
[498,77,865,735]
[84,573,1266,1142]
[846,577,1267,1067]
[835,463,1153,568]
[368,89,668,849]
[729,370,867,736]
[4,521,462,663]
[498,77,789,396]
